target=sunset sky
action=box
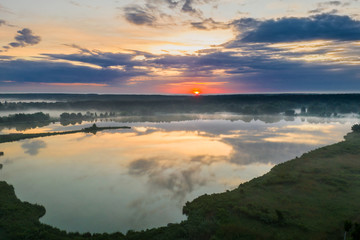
[1,0,360,94]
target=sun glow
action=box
[192,89,201,96]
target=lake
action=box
[0,113,358,233]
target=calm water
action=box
[0,114,358,233]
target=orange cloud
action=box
[167,81,228,86]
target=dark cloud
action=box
[0,57,148,85]
[44,46,154,69]
[181,0,216,15]
[123,0,218,27]
[165,0,180,8]
[44,51,140,68]
[231,14,360,43]
[0,55,12,59]
[123,5,156,26]
[0,46,153,86]
[182,0,196,13]
[9,42,22,47]
[0,19,6,26]
[308,1,346,14]
[308,8,339,14]
[63,44,93,55]
[191,18,229,30]
[14,28,41,46]
[21,140,47,156]
[325,1,342,6]
[1,26,360,93]
[149,42,360,92]
[3,28,41,51]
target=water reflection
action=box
[21,140,47,156]
[0,115,358,233]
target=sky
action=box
[0,0,360,94]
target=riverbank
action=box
[1,131,360,239]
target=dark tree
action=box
[352,223,360,240]
[344,220,352,240]
[352,124,360,133]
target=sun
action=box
[192,89,201,96]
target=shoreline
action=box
[1,131,360,239]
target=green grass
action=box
[1,132,360,239]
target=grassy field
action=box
[1,131,360,239]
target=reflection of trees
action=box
[0,112,52,131]
[59,112,115,126]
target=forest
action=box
[1,94,360,116]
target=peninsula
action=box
[0,124,131,144]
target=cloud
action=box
[308,0,344,14]
[182,0,196,13]
[69,0,81,7]
[43,47,153,69]
[181,0,216,15]
[325,1,342,6]
[146,0,205,14]
[149,41,360,92]
[0,57,148,86]
[123,5,156,26]
[64,44,94,54]
[1,27,360,93]
[164,0,180,8]
[122,0,218,27]
[3,28,41,51]
[0,46,153,87]
[21,140,47,156]
[231,14,360,43]
[0,19,15,27]
[191,18,229,30]
[14,28,41,46]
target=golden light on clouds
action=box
[148,29,233,55]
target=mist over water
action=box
[0,113,357,233]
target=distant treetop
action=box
[351,124,360,133]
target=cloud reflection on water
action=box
[0,115,357,233]
[21,140,47,156]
